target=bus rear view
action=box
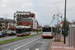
[41,26,53,37]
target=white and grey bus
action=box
[16,26,31,36]
[41,25,55,37]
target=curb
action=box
[48,37,54,50]
[0,33,41,45]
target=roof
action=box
[0,18,16,23]
[15,11,31,13]
[42,25,52,27]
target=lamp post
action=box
[64,0,67,44]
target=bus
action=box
[16,26,31,36]
[41,25,55,37]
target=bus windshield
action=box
[25,28,31,32]
[42,27,51,32]
[16,29,24,34]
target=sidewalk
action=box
[50,35,75,50]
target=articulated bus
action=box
[16,26,31,36]
[41,25,55,38]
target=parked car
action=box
[7,31,16,36]
[11,31,16,35]
[0,31,6,37]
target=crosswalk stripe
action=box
[35,48,39,50]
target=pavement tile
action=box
[50,35,75,50]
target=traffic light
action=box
[63,29,68,36]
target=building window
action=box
[31,15,34,17]
[18,23,22,25]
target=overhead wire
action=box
[50,15,56,25]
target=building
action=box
[14,11,35,24]
[14,11,38,30]
[0,18,16,30]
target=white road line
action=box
[41,41,45,43]
[14,38,40,50]
[26,48,29,50]
[8,49,10,50]
[35,48,39,50]
[38,41,45,43]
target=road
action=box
[0,35,52,50]
[0,32,40,41]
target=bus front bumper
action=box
[42,35,53,37]
[16,34,25,36]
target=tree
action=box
[62,20,71,31]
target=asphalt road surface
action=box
[0,32,40,41]
[0,35,52,50]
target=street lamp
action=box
[64,0,67,44]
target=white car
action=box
[7,31,16,36]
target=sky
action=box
[0,0,75,26]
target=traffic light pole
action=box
[64,0,67,44]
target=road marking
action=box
[35,48,39,50]
[64,46,74,49]
[26,48,29,50]
[8,49,10,50]
[38,41,45,43]
[14,38,41,50]
[41,41,45,43]
[51,46,74,49]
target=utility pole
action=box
[60,15,62,37]
[64,0,67,44]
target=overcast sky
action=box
[0,0,75,26]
